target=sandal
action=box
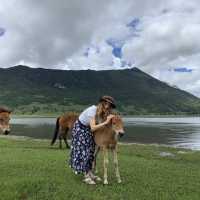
[83,177,96,185]
[89,173,102,181]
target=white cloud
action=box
[122,3,200,97]
[0,0,109,67]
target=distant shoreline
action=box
[0,134,198,151]
[11,114,200,118]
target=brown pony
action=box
[0,107,11,135]
[51,112,124,184]
[51,112,79,149]
[92,114,125,184]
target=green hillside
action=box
[0,65,200,115]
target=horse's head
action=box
[0,112,11,135]
[111,114,125,138]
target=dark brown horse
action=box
[0,107,11,135]
[51,112,79,149]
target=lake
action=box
[9,117,200,150]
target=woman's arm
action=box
[90,114,114,132]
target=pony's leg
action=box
[112,147,121,183]
[63,128,70,149]
[92,146,100,173]
[59,135,62,149]
[103,147,109,184]
[63,137,70,149]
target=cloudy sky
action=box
[0,0,200,97]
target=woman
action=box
[69,95,116,184]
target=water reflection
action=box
[9,117,200,150]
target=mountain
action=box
[0,65,200,115]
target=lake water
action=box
[9,117,200,150]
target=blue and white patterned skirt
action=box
[69,120,95,174]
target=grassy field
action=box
[0,136,200,200]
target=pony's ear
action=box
[112,111,121,116]
[111,111,118,115]
[0,107,12,114]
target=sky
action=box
[0,0,200,97]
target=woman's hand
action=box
[105,114,115,124]
[90,114,115,132]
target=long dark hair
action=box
[95,101,112,124]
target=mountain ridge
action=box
[0,65,199,115]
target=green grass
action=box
[0,136,200,200]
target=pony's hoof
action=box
[95,176,102,182]
[103,180,108,185]
[117,179,122,183]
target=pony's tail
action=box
[51,117,60,145]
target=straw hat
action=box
[99,95,116,108]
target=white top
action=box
[79,105,97,126]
